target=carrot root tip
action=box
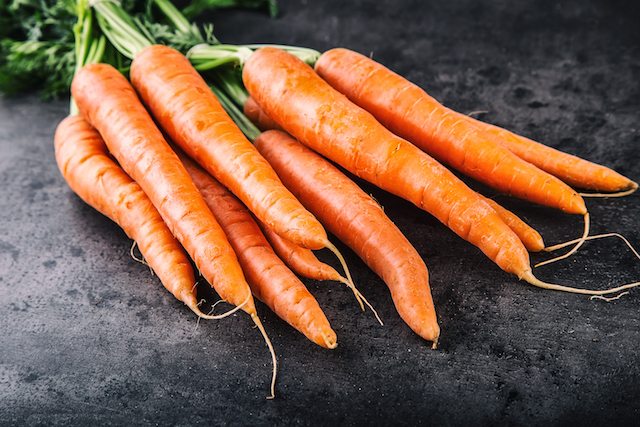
[130,240,153,275]
[252,314,277,400]
[337,278,383,325]
[337,278,365,311]
[536,212,589,267]
[326,241,364,310]
[579,182,638,198]
[188,294,250,320]
[431,337,439,350]
[544,232,640,260]
[522,271,640,296]
[323,334,338,349]
[590,291,630,302]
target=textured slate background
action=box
[1,0,639,424]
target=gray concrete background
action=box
[1,0,640,424]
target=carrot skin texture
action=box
[179,152,337,348]
[479,196,545,252]
[244,98,350,283]
[244,95,545,252]
[244,97,283,132]
[129,45,327,250]
[255,130,439,342]
[458,114,636,192]
[259,222,345,283]
[54,116,198,309]
[72,63,254,313]
[315,48,586,215]
[243,47,531,277]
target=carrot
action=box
[178,150,337,349]
[455,112,638,194]
[244,94,545,253]
[241,99,347,282]
[54,115,228,319]
[71,63,276,397]
[314,48,587,215]
[129,45,327,251]
[208,83,369,313]
[72,63,250,312]
[244,47,640,297]
[244,96,283,132]
[254,129,439,343]
[243,47,531,276]
[479,196,545,252]
[258,221,350,285]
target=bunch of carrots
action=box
[6,0,638,397]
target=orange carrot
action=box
[258,222,350,285]
[243,47,530,278]
[455,111,638,194]
[177,150,337,349]
[314,48,587,215]
[244,96,283,132]
[54,115,222,319]
[244,94,545,253]
[479,196,545,252]
[129,45,327,250]
[255,129,439,343]
[239,93,376,307]
[72,63,251,312]
[244,48,640,297]
[71,63,276,397]
[243,97,400,284]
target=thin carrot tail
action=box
[431,336,439,350]
[186,294,251,320]
[337,277,384,326]
[325,241,364,310]
[130,240,154,276]
[590,292,630,302]
[251,314,277,399]
[580,181,638,198]
[535,213,590,268]
[326,241,383,325]
[521,270,640,297]
[544,232,640,260]
[322,332,338,349]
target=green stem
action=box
[212,68,249,106]
[187,43,253,68]
[92,0,153,59]
[192,56,240,71]
[71,0,106,115]
[154,0,197,37]
[242,44,320,65]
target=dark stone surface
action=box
[1,0,640,424]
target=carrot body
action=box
[255,129,439,342]
[244,96,283,132]
[72,63,254,313]
[244,97,378,283]
[244,95,545,253]
[54,115,200,312]
[258,222,346,283]
[179,151,337,348]
[457,113,637,192]
[129,45,327,250]
[479,196,544,252]
[243,47,531,277]
[315,48,586,215]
